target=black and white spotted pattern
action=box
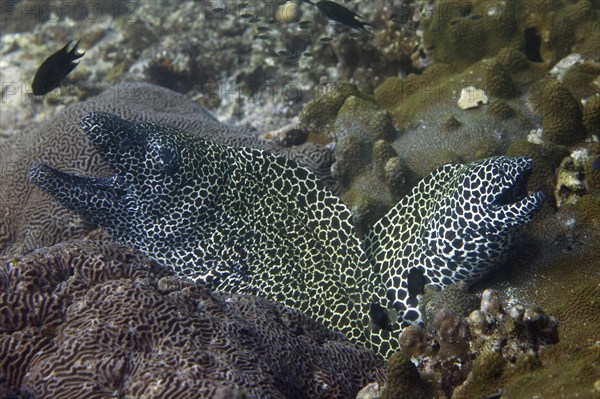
[365,158,545,341]
[29,112,545,358]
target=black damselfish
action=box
[304,0,372,33]
[32,40,85,95]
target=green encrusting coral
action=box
[542,81,587,145]
[380,351,432,399]
[562,61,600,99]
[423,0,600,68]
[507,139,569,203]
[300,83,371,140]
[486,62,517,98]
[373,63,452,127]
[504,343,600,398]
[583,96,600,135]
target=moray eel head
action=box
[28,112,213,247]
[423,156,545,286]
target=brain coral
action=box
[0,240,384,399]
[0,83,333,258]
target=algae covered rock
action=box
[380,351,431,399]
[299,83,371,140]
[485,62,517,98]
[583,95,600,135]
[424,0,600,67]
[486,99,515,120]
[542,81,587,145]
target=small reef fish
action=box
[298,21,312,29]
[32,40,85,95]
[303,0,372,33]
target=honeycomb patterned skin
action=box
[29,112,545,358]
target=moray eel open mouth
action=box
[28,163,127,227]
[492,157,536,206]
[487,157,545,224]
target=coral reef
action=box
[379,351,431,399]
[542,81,587,145]
[0,240,384,398]
[506,139,570,205]
[373,58,539,176]
[423,0,600,68]
[583,95,600,135]
[421,282,480,325]
[299,83,370,140]
[485,62,517,98]
[395,288,561,397]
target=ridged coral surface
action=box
[0,240,384,399]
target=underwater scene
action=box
[0,0,599,398]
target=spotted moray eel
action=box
[29,112,545,358]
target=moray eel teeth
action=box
[29,111,546,359]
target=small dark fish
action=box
[304,0,372,33]
[469,14,483,20]
[298,20,312,29]
[257,26,272,32]
[240,13,254,19]
[302,52,313,57]
[32,40,85,95]
[592,155,600,171]
[256,34,270,40]
[319,36,333,42]
[278,50,291,56]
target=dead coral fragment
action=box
[457,86,488,109]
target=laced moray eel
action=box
[29,112,545,358]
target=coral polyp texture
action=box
[0,240,384,398]
[29,111,544,358]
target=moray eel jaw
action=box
[423,156,545,287]
[28,163,127,229]
[29,111,216,249]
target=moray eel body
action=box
[29,112,545,358]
